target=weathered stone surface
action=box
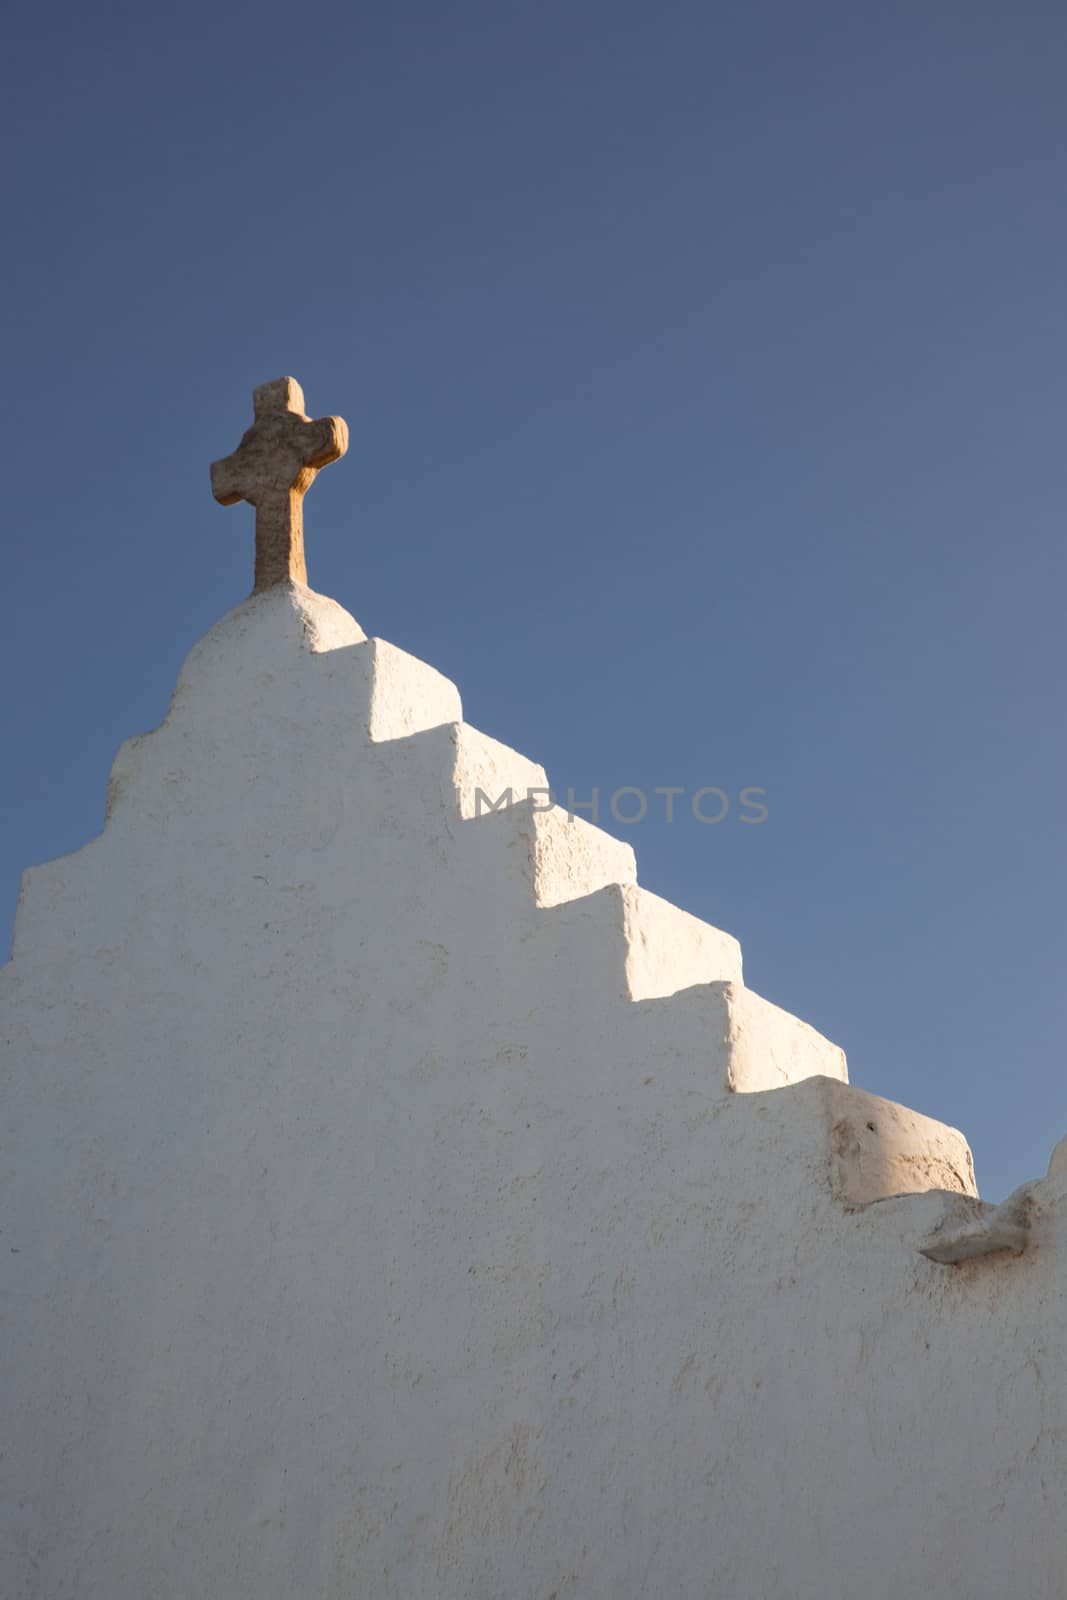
[211,377,348,591]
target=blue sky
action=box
[2,1,1064,1198]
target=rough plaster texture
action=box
[2,583,1064,1599]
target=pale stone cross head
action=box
[211,377,349,592]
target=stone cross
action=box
[211,377,349,592]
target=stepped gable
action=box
[5,378,1064,1600]
[11,574,966,1167]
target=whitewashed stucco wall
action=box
[2,585,1064,1599]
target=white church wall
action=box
[2,584,1063,1599]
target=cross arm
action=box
[210,453,247,506]
[300,414,349,474]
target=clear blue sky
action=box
[2,1,1064,1199]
